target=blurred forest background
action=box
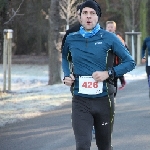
[0,0,150,85]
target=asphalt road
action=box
[0,78,150,150]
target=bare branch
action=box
[59,0,78,27]
[4,0,25,25]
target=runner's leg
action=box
[93,96,114,150]
[72,96,93,150]
[146,66,150,98]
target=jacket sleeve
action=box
[62,38,71,77]
[141,38,147,58]
[111,36,136,77]
[61,30,70,52]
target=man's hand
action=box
[92,71,109,82]
[141,58,146,64]
[63,74,75,86]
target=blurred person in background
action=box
[106,21,127,98]
[141,36,150,98]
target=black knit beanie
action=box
[80,0,102,19]
[76,4,81,11]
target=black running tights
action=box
[72,95,114,150]
[146,66,150,87]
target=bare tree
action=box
[48,0,62,85]
[105,0,141,32]
[59,0,81,30]
[139,0,149,40]
[4,0,24,25]
[120,0,140,31]
[0,0,25,61]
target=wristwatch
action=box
[142,56,146,59]
[108,68,114,79]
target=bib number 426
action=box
[82,82,98,88]
[78,76,103,94]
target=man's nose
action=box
[87,13,92,18]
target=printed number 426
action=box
[82,82,98,88]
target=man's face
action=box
[80,7,98,31]
[106,23,116,33]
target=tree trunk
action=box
[48,0,61,85]
[140,0,148,41]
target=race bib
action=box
[148,56,150,66]
[78,76,103,95]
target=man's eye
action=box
[82,11,88,14]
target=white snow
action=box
[0,64,147,127]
